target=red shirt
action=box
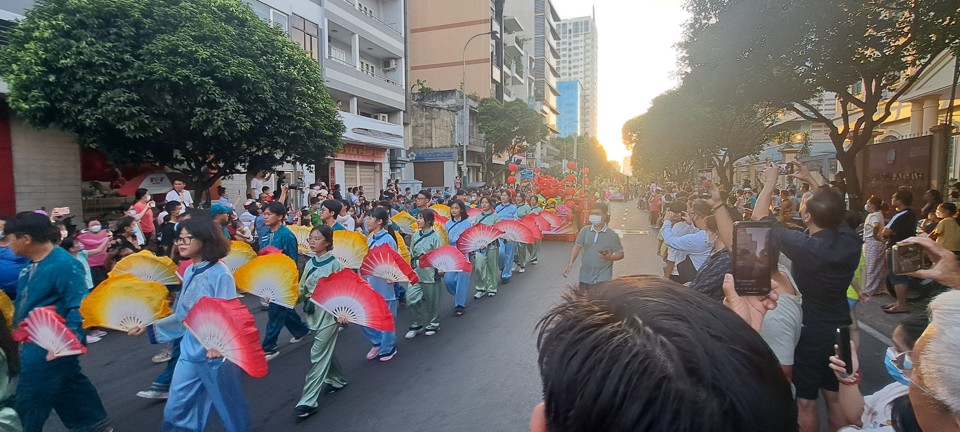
[133,202,155,233]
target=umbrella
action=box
[118,171,190,196]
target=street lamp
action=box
[461,30,498,182]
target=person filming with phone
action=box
[710,162,862,432]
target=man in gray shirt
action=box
[564,202,625,287]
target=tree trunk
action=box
[717,161,733,191]
[835,150,863,211]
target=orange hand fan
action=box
[109,250,181,285]
[0,291,13,327]
[391,211,417,235]
[223,241,256,272]
[184,297,268,378]
[434,223,450,246]
[456,224,504,254]
[13,306,86,357]
[288,225,313,256]
[79,275,173,331]
[429,204,451,219]
[361,244,419,285]
[494,220,536,244]
[311,269,395,331]
[419,245,472,273]
[234,254,299,308]
[332,230,368,269]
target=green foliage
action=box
[554,134,616,178]
[477,98,548,176]
[412,79,434,94]
[0,0,344,190]
[680,0,960,207]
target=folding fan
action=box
[288,225,313,256]
[391,211,417,235]
[456,224,504,254]
[494,220,536,244]
[13,306,86,357]
[419,245,473,273]
[519,217,545,240]
[466,208,483,221]
[429,204,452,219]
[331,230,368,269]
[395,233,412,264]
[109,250,181,285]
[258,246,282,256]
[184,297,268,378]
[223,241,256,273]
[79,275,173,331]
[0,291,13,327]
[531,214,552,231]
[234,254,299,308]
[433,213,450,226]
[434,223,450,246]
[361,244,419,285]
[539,212,563,229]
[311,269,395,331]
[522,214,550,233]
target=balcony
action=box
[503,16,524,34]
[323,55,404,109]
[340,111,404,150]
[328,0,403,48]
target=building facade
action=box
[556,80,582,138]
[558,14,598,138]
[504,0,561,134]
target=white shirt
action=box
[864,211,884,241]
[859,382,908,431]
[660,221,712,270]
[165,189,192,213]
[250,178,265,196]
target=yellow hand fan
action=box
[234,254,299,308]
[391,211,417,235]
[79,275,173,331]
[430,204,451,219]
[332,230,368,269]
[109,250,181,285]
[0,291,13,327]
[395,231,412,264]
[288,225,314,256]
[435,223,450,246]
[223,241,257,273]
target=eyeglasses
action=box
[174,236,195,245]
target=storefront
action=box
[328,143,388,196]
[410,147,457,188]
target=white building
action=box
[504,0,561,135]
[558,13,598,138]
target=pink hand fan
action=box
[184,297,268,378]
[310,269,395,331]
[13,306,87,357]
[466,208,483,220]
[494,220,535,244]
[360,244,419,285]
[540,212,563,229]
[519,217,545,240]
[419,245,473,273]
[456,224,504,254]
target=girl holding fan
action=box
[495,191,519,283]
[445,201,474,316]
[360,208,399,362]
[473,197,501,298]
[405,210,445,339]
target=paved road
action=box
[43,201,903,431]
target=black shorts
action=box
[792,323,841,400]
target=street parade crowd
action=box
[1,162,960,431]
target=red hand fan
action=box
[183,297,268,378]
[176,259,192,278]
[433,213,450,226]
[310,270,395,331]
[540,212,563,229]
[419,245,473,273]
[494,220,536,244]
[258,246,282,256]
[361,244,419,285]
[13,306,87,357]
[456,224,504,254]
[530,214,552,231]
[466,208,483,221]
[519,216,545,240]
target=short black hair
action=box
[893,190,913,207]
[177,217,230,262]
[309,197,321,206]
[805,186,846,228]
[418,209,436,227]
[898,314,930,351]
[116,216,136,233]
[135,188,149,201]
[164,201,182,213]
[536,277,796,432]
[310,224,334,253]
[321,199,343,215]
[264,202,287,216]
[4,212,60,243]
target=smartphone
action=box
[53,207,70,215]
[837,326,853,376]
[732,221,777,296]
[892,243,929,275]
[777,163,794,176]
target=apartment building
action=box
[558,14,598,138]
[556,80,582,138]
[504,0,561,134]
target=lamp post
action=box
[461,30,498,182]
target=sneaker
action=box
[531,260,538,265]
[236,293,245,298]
[293,405,316,418]
[86,335,102,343]
[455,307,465,317]
[518,267,525,273]
[290,335,306,343]
[378,349,397,362]
[338,324,347,332]
[365,346,381,360]
[404,328,423,339]
[88,329,108,338]
[324,384,345,394]
[474,292,484,299]
[425,329,437,336]
[265,350,280,361]
[136,389,169,400]
[152,349,172,364]
[500,278,510,284]
[487,292,496,297]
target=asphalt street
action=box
[42,201,903,431]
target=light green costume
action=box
[0,350,22,432]
[407,228,444,331]
[473,210,501,294]
[514,203,532,268]
[297,252,348,409]
[527,206,543,263]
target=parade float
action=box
[509,161,596,242]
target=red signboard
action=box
[0,104,15,215]
[857,136,932,204]
[334,144,386,163]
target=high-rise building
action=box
[558,13,598,138]
[505,0,561,134]
[557,80,582,138]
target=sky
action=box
[550,0,689,163]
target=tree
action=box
[554,134,617,178]
[476,98,548,179]
[681,0,960,208]
[0,0,344,195]
[624,90,703,184]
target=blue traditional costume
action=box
[259,225,309,355]
[494,201,518,282]
[443,216,474,310]
[360,230,399,358]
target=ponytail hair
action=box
[370,207,399,244]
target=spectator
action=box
[110,216,142,260]
[332,184,343,201]
[778,189,795,224]
[930,203,960,255]
[563,202,624,288]
[902,289,960,431]
[132,188,156,248]
[662,202,696,279]
[165,180,193,212]
[899,236,960,289]
[215,186,231,208]
[532,276,796,432]
[76,219,112,286]
[120,202,146,247]
[688,207,741,301]
[209,204,233,239]
[338,200,357,231]
[919,189,943,221]
[249,171,271,200]
[0,217,29,299]
[862,196,887,296]
[660,200,713,284]
[882,190,918,314]
[157,201,182,258]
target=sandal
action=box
[883,308,910,314]
[881,303,897,310]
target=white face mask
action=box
[864,204,871,212]
[89,225,102,233]
[589,215,604,226]
[337,215,349,223]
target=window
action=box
[250,2,288,33]
[291,15,320,62]
[330,45,347,63]
[360,59,377,76]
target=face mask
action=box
[884,347,912,386]
[90,225,102,233]
[864,205,871,212]
[589,215,603,226]
[337,215,349,223]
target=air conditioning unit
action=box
[374,113,390,122]
[382,59,398,71]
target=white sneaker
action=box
[236,293,245,298]
[86,335,102,343]
[136,389,169,400]
[265,351,280,361]
[425,329,437,336]
[518,267,525,273]
[88,329,107,338]
[290,335,305,343]
[365,346,381,360]
[152,349,172,364]
[404,329,421,339]
[474,292,484,299]
[487,292,496,297]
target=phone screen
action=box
[777,164,794,176]
[892,244,927,275]
[837,326,853,376]
[732,221,775,296]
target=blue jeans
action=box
[360,299,398,354]
[151,338,182,391]
[444,271,470,308]
[262,303,309,353]
[499,240,516,280]
[17,345,111,432]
